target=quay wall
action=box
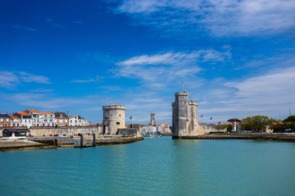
[172,133,295,142]
[0,126,108,137]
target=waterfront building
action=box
[24,109,42,127]
[69,115,90,126]
[140,125,157,135]
[2,128,29,139]
[10,115,22,127]
[11,112,32,128]
[40,112,55,126]
[0,113,11,127]
[157,123,172,134]
[54,112,69,126]
[103,104,126,135]
[23,110,55,127]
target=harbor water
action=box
[0,136,295,195]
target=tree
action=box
[282,115,295,132]
[215,124,228,130]
[227,118,242,123]
[269,118,284,132]
[227,124,233,132]
[241,115,270,132]
[282,115,295,122]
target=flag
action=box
[210,117,212,120]
[200,114,203,118]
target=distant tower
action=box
[172,90,199,138]
[103,104,126,135]
[150,113,156,126]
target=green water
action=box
[0,137,295,195]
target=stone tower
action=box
[172,90,199,138]
[150,113,156,126]
[103,104,126,135]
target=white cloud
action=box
[199,65,295,122]
[228,66,295,105]
[71,76,101,83]
[0,71,19,88]
[116,50,229,89]
[72,20,83,24]
[0,71,50,88]
[18,72,50,84]
[118,52,186,66]
[11,24,36,32]
[116,92,173,123]
[116,0,295,37]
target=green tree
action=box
[227,124,233,132]
[282,115,295,131]
[215,124,228,130]
[269,118,284,132]
[282,115,295,122]
[241,115,270,132]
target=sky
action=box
[0,0,295,124]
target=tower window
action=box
[116,122,120,125]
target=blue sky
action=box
[0,0,295,124]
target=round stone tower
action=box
[103,104,126,135]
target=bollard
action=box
[93,133,96,147]
[78,134,83,148]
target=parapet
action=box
[103,104,126,110]
[175,90,188,97]
[189,100,198,106]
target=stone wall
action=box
[0,126,109,137]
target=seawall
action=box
[172,133,295,142]
[0,126,107,137]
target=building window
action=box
[116,122,120,125]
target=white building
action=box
[69,115,90,126]
[24,109,42,127]
[23,109,55,127]
[40,112,55,126]
[11,112,32,128]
